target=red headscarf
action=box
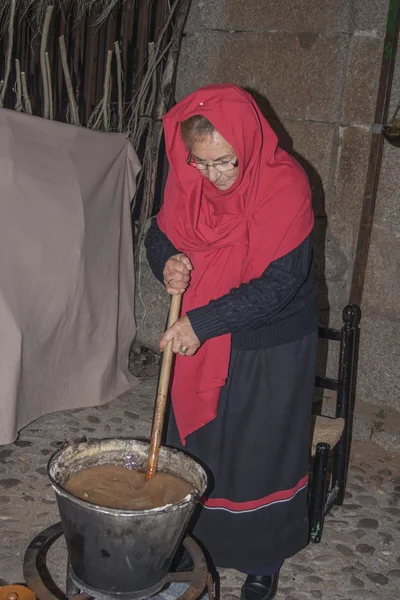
[157,84,314,443]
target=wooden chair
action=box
[309,305,358,543]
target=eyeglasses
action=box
[186,154,239,172]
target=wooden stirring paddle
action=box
[146,293,182,480]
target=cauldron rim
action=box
[47,438,206,516]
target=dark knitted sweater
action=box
[145,218,318,349]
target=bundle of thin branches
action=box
[86,49,114,131]
[0,0,122,36]
[0,0,17,108]
[0,0,193,265]
[0,0,52,113]
[126,0,181,145]
[132,0,193,265]
[127,40,171,149]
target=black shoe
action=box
[240,573,279,600]
[171,546,194,572]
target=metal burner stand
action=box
[23,523,214,600]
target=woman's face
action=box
[190,131,239,191]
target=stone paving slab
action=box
[1,378,400,600]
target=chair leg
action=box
[331,371,351,506]
[332,305,357,506]
[310,442,330,543]
[332,430,349,507]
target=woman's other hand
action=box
[163,253,193,295]
[160,316,200,356]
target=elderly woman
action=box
[145,84,318,600]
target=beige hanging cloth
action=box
[0,109,141,444]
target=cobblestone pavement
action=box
[0,378,399,600]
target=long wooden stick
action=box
[114,41,124,133]
[21,72,32,115]
[59,35,80,126]
[45,52,53,120]
[146,294,182,480]
[40,6,54,119]
[15,58,23,112]
[102,50,113,131]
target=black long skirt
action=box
[166,331,318,571]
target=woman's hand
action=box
[163,254,193,295]
[160,316,200,356]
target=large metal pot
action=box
[48,439,207,600]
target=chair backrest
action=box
[315,305,358,419]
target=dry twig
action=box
[0,0,122,37]
[86,99,103,130]
[40,5,54,119]
[114,41,124,132]
[45,52,53,119]
[127,40,172,146]
[86,50,114,132]
[21,72,32,115]
[59,35,80,125]
[102,50,113,131]
[14,58,23,111]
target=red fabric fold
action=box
[157,84,314,443]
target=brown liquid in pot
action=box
[63,464,193,510]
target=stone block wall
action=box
[172,0,400,411]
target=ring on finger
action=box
[179,345,188,355]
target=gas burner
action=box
[23,523,214,600]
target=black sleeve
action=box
[187,235,313,343]
[144,218,179,283]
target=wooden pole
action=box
[114,41,124,132]
[40,6,54,119]
[21,72,32,114]
[146,294,182,480]
[102,50,113,131]
[45,52,53,119]
[15,58,23,111]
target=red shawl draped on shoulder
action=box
[157,84,314,443]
